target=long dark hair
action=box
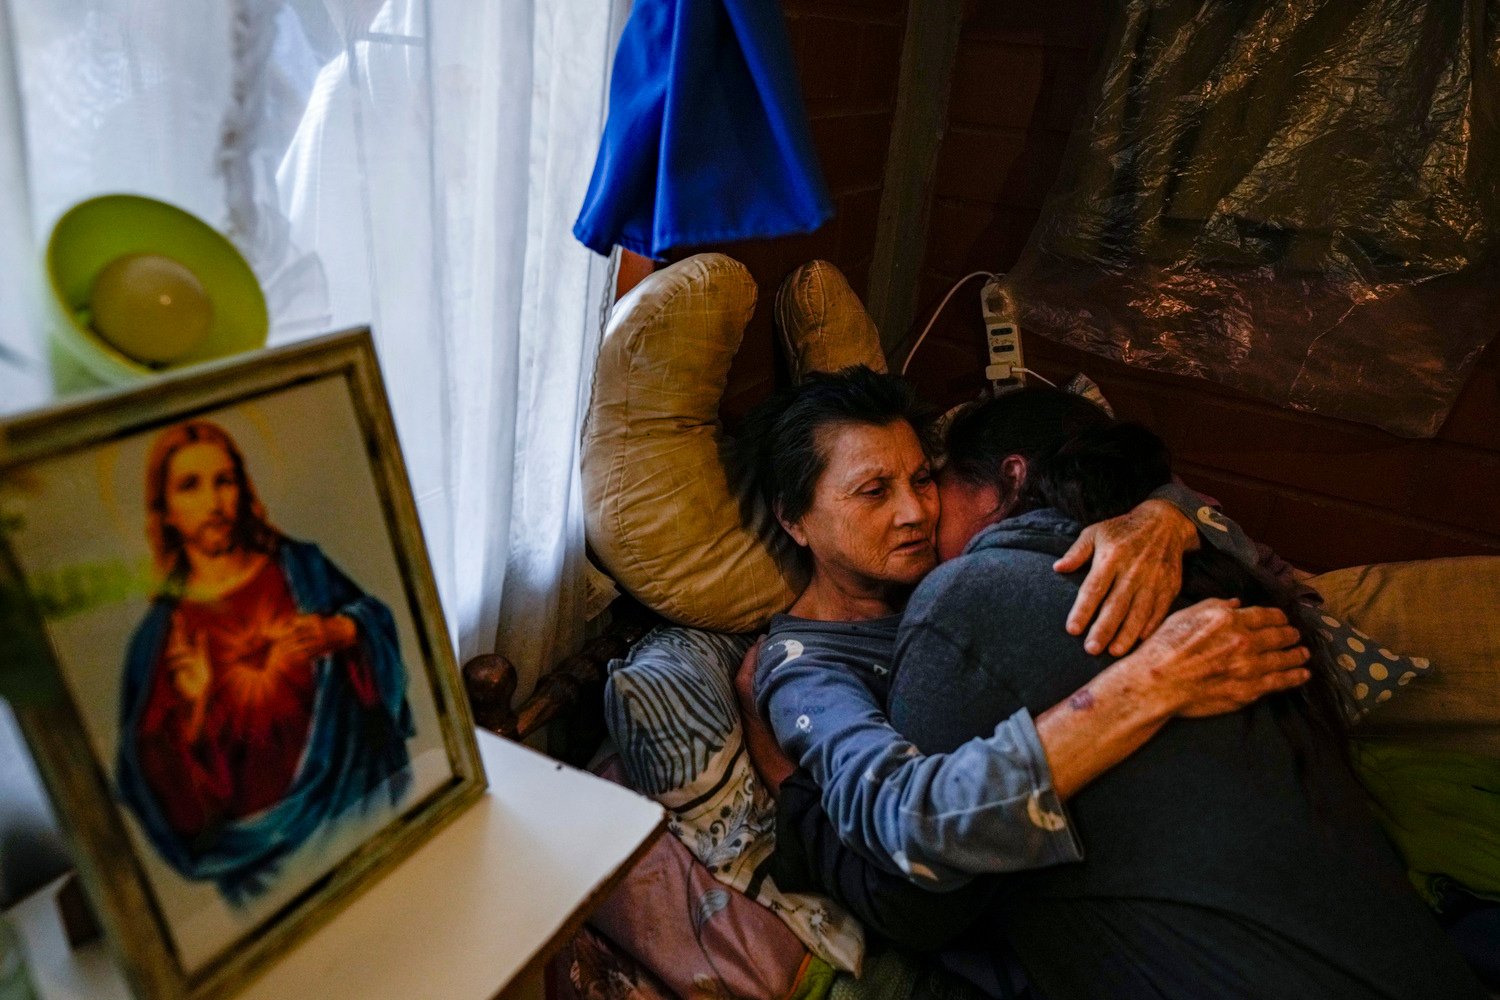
[942,386,1113,505]
[1015,420,1352,770]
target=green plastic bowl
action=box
[45,194,268,392]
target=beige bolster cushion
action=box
[774,259,887,381]
[582,254,802,632]
[1311,556,1500,754]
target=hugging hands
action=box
[1057,497,1309,710]
[734,637,797,795]
[1055,497,1199,656]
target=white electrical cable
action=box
[1013,366,1057,388]
[899,271,997,376]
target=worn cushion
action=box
[582,253,800,632]
[1311,556,1500,754]
[774,259,887,382]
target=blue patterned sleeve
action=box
[753,636,1082,891]
[1149,481,1261,568]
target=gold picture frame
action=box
[0,328,485,999]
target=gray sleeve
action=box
[755,635,1082,890]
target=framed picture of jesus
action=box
[0,328,485,1000]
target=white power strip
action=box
[902,271,1049,394]
[981,276,1025,394]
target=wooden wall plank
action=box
[865,0,965,350]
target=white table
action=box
[9,730,665,1000]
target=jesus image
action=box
[114,419,414,902]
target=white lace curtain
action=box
[0,0,627,693]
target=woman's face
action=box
[934,466,1001,562]
[783,420,939,593]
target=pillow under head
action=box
[582,253,802,633]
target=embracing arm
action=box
[738,644,994,946]
[753,558,1310,891]
[1053,485,1225,653]
[755,637,1082,890]
[771,768,995,950]
[1035,598,1310,798]
[1049,489,1426,721]
[735,639,796,795]
[1054,482,1270,658]
[826,582,1309,889]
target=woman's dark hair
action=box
[1014,418,1353,772]
[942,387,1114,507]
[735,365,931,527]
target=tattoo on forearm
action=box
[1069,689,1096,712]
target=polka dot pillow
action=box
[1301,606,1433,717]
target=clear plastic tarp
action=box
[1007,0,1500,437]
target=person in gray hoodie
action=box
[753,376,1484,999]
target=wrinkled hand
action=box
[733,637,763,720]
[735,637,795,796]
[1055,498,1198,657]
[1133,597,1311,718]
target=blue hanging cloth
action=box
[574,0,833,260]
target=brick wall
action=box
[904,2,1500,573]
[672,0,908,423]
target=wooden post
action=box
[866,1,965,354]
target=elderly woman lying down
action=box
[739,368,1484,1000]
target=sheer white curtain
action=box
[0,0,627,693]
[0,1,46,414]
